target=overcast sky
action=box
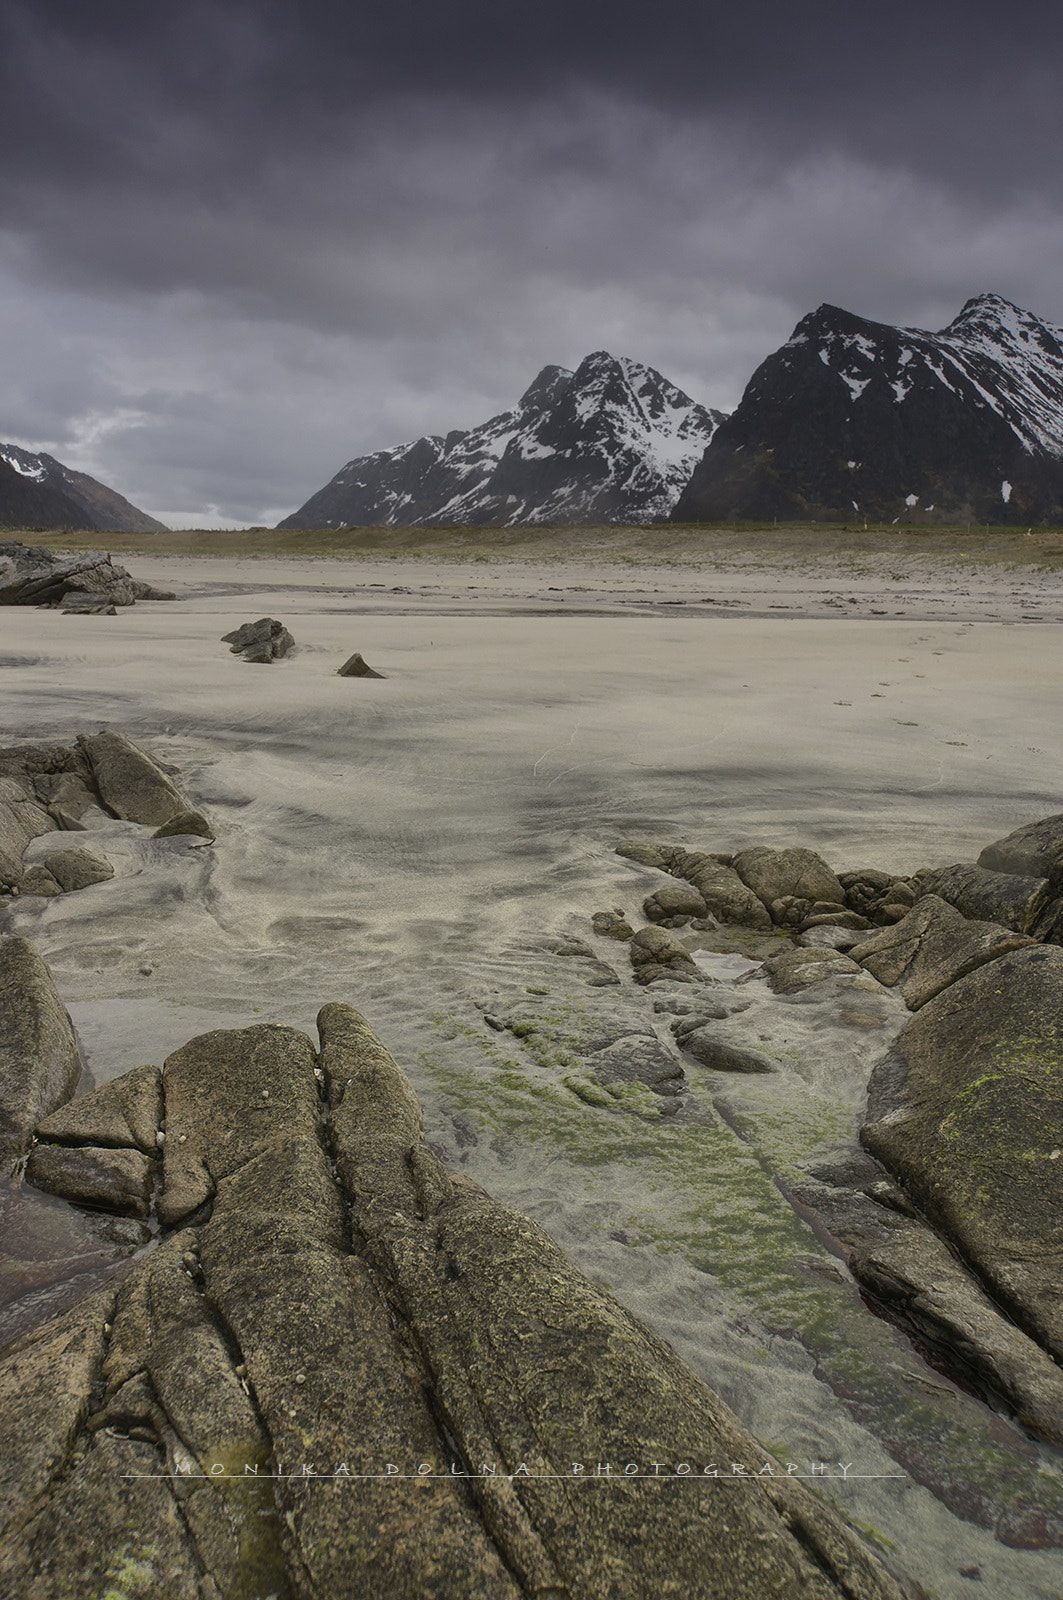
[4,0,1063,527]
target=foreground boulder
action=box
[221,617,294,663]
[978,814,1063,877]
[0,1002,907,1599]
[863,945,1063,1368]
[76,730,188,829]
[850,896,1034,1009]
[0,938,81,1173]
[0,540,173,608]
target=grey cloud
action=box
[3,2,1063,523]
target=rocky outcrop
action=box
[978,814,1063,876]
[794,1156,1063,1450]
[617,841,916,934]
[628,925,702,985]
[863,945,1063,1367]
[0,938,81,1173]
[0,540,173,607]
[619,816,1063,1452]
[337,651,385,678]
[76,730,189,829]
[849,896,1034,1009]
[0,997,907,1600]
[0,734,210,894]
[915,862,1046,934]
[221,618,295,663]
[732,846,847,918]
[18,847,114,897]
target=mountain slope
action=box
[672,294,1063,525]
[278,353,725,529]
[0,443,167,533]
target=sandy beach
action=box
[3,542,1063,1598]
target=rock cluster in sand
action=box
[0,731,212,898]
[0,540,174,612]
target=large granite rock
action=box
[0,775,55,892]
[221,618,294,663]
[915,862,1045,935]
[76,730,189,829]
[794,1160,1063,1449]
[863,946,1063,1367]
[978,814,1063,877]
[0,541,173,607]
[732,847,847,919]
[850,896,1034,1009]
[0,938,81,1172]
[628,925,702,985]
[35,1064,162,1155]
[0,1005,907,1599]
[664,849,772,930]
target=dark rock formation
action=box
[763,946,863,994]
[863,945,1063,1367]
[278,353,725,529]
[793,1160,1063,1450]
[337,651,385,678]
[25,1143,155,1217]
[850,895,1034,1009]
[0,447,167,534]
[77,730,190,829]
[0,540,173,606]
[22,847,114,896]
[221,618,294,663]
[590,908,634,940]
[978,814,1063,877]
[915,862,1050,935]
[673,293,1063,525]
[0,734,210,894]
[0,998,907,1600]
[642,883,707,926]
[0,938,81,1173]
[628,925,702,985]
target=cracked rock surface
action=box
[0,1000,908,1600]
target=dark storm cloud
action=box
[2,0,1063,523]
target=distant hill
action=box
[278,352,725,529]
[0,443,167,533]
[672,293,1063,525]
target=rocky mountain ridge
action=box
[673,293,1063,525]
[278,351,725,529]
[0,442,167,534]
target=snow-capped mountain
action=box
[0,443,167,533]
[672,294,1063,524]
[278,353,725,529]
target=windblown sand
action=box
[3,546,1063,1598]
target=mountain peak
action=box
[518,364,572,411]
[674,291,1063,525]
[279,353,723,530]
